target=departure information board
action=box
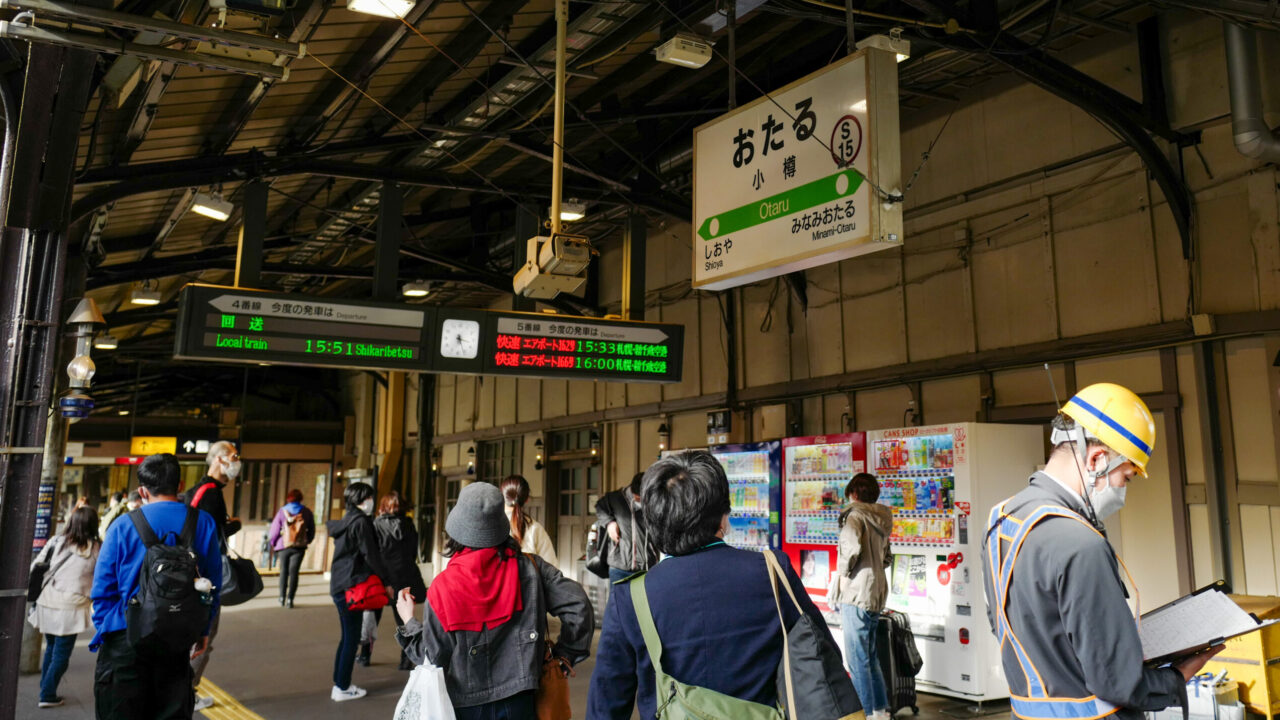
[174,285,683,383]
[174,285,431,372]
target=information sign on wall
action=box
[692,48,903,290]
[130,436,177,455]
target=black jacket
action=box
[183,477,241,548]
[595,489,658,572]
[327,506,393,595]
[373,513,427,601]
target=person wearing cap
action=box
[982,383,1221,720]
[395,482,593,718]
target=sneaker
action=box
[194,695,214,711]
[331,685,367,702]
[286,598,294,609]
[37,698,63,709]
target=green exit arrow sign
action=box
[696,168,865,241]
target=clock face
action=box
[440,319,481,359]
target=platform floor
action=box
[17,573,1013,720]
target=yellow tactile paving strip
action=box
[195,679,268,720]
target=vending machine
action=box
[710,441,781,552]
[780,433,867,610]
[868,423,1044,702]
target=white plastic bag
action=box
[394,664,456,720]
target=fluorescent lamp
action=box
[556,199,587,222]
[94,334,119,350]
[402,280,431,298]
[191,192,233,221]
[130,287,161,305]
[118,409,130,416]
[347,0,413,18]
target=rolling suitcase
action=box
[876,609,920,716]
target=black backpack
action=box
[125,507,212,656]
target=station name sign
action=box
[174,285,683,383]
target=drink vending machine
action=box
[867,423,1044,702]
[710,441,782,552]
[779,433,867,610]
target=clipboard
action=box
[1140,581,1280,666]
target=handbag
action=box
[220,548,264,606]
[764,551,863,720]
[393,663,457,720]
[585,522,609,579]
[537,643,573,720]
[27,537,72,603]
[346,573,390,611]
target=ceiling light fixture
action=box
[191,191,234,221]
[347,0,413,19]
[856,30,910,63]
[94,334,118,350]
[402,280,432,298]
[129,285,161,306]
[556,199,587,222]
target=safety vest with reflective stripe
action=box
[985,501,1121,720]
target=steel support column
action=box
[235,180,267,288]
[621,213,646,321]
[0,44,96,717]
[374,182,403,301]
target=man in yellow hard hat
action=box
[982,383,1219,720]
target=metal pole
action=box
[550,0,568,236]
[727,0,737,109]
[0,77,16,227]
[846,0,855,55]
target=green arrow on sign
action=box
[697,168,865,241]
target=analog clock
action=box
[440,318,481,359]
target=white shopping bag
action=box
[394,664,456,720]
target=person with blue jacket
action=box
[91,453,222,720]
[587,450,829,719]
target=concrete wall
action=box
[419,14,1280,604]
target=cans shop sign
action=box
[692,48,904,291]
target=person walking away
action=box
[267,488,315,608]
[98,493,126,540]
[396,482,593,717]
[500,474,558,565]
[91,453,222,720]
[326,482,394,702]
[588,451,837,718]
[829,472,893,720]
[184,440,243,711]
[368,491,428,670]
[983,383,1221,720]
[29,506,101,708]
[595,472,657,585]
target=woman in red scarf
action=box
[396,482,594,718]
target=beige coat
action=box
[28,535,99,636]
[827,501,893,612]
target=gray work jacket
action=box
[982,473,1186,720]
[397,553,593,708]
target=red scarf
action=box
[428,547,523,632]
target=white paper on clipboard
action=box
[1140,589,1272,663]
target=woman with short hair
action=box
[30,505,101,709]
[325,482,394,702]
[363,491,426,670]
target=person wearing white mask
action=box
[184,440,244,711]
[981,383,1220,720]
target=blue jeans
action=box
[840,604,888,713]
[333,594,362,689]
[40,633,77,703]
[454,690,536,720]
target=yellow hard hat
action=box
[1060,383,1156,477]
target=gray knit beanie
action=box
[445,482,510,549]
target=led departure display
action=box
[175,286,684,383]
[479,312,682,383]
[174,285,431,372]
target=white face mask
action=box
[223,458,242,480]
[360,499,375,515]
[1087,453,1127,520]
